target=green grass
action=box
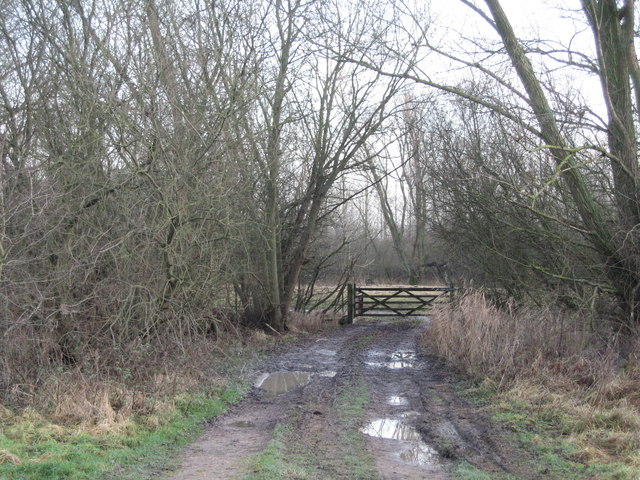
[243,377,376,480]
[333,378,377,480]
[454,462,493,480]
[0,389,242,480]
[334,378,368,425]
[242,425,309,480]
[492,404,638,480]
[453,383,639,480]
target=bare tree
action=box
[224,0,411,329]
[348,0,639,326]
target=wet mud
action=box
[254,371,312,397]
[166,319,530,480]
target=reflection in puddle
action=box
[366,360,414,369]
[366,350,416,369]
[400,442,439,465]
[388,395,409,406]
[362,418,439,467]
[389,360,414,368]
[392,351,416,360]
[255,371,312,397]
[316,349,337,356]
[362,418,421,441]
[228,421,256,428]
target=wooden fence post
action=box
[347,283,355,324]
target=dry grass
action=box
[424,291,588,384]
[0,370,184,445]
[0,322,272,442]
[0,323,278,478]
[0,449,21,466]
[286,310,340,333]
[422,290,640,469]
[45,374,174,434]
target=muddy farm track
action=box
[167,319,532,480]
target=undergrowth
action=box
[423,291,640,479]
[0,391,241,480]
[0,328,279,479]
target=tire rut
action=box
[166,325,369,480]
[166,320,531,480]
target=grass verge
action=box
[486,385,638,480]
[453,384,640,480]
[448,381,638,479]
[0,389,242,480]
[454,461,492,480]
[0,327,286,480]
[425,291,640,479]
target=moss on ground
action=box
[451,382,639,480]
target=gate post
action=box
[347,283,355,324]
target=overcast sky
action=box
[422,0,606,113]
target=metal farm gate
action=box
[344,284,454,323]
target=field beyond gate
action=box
[345,284,454,323]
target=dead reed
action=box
[286,310,340,333]
[424,290,588,385]
[0,318,274,437]
[422,290,640,467]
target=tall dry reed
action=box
[424,290,640,467]
[424,290,620,391]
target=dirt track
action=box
[167,319,527,479]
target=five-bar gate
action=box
[345,284,454,323]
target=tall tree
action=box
[352,0,640,325]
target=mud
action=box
[166,319,533,479]
[363,418,441,468]
[254,371,312,397]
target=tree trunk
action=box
[485,0,639,323]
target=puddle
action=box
[317,370,337,378]
[366,350,416,369]
[362,418,439,467]
[388,395,409,406]
[366,360,414,369]
[316,349,336,356]
[389,359,414,368]
[255,371,312,397]
[399,442,439,466]
[362,418,421,441]
[228,421,256,428]
[392,351,416,360]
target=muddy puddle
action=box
[366,350,417,369]
[255,371,312,397]
[362,418,440,467]
[255,370,337,397]
[388,395,409,406]
[392,351,416,360]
